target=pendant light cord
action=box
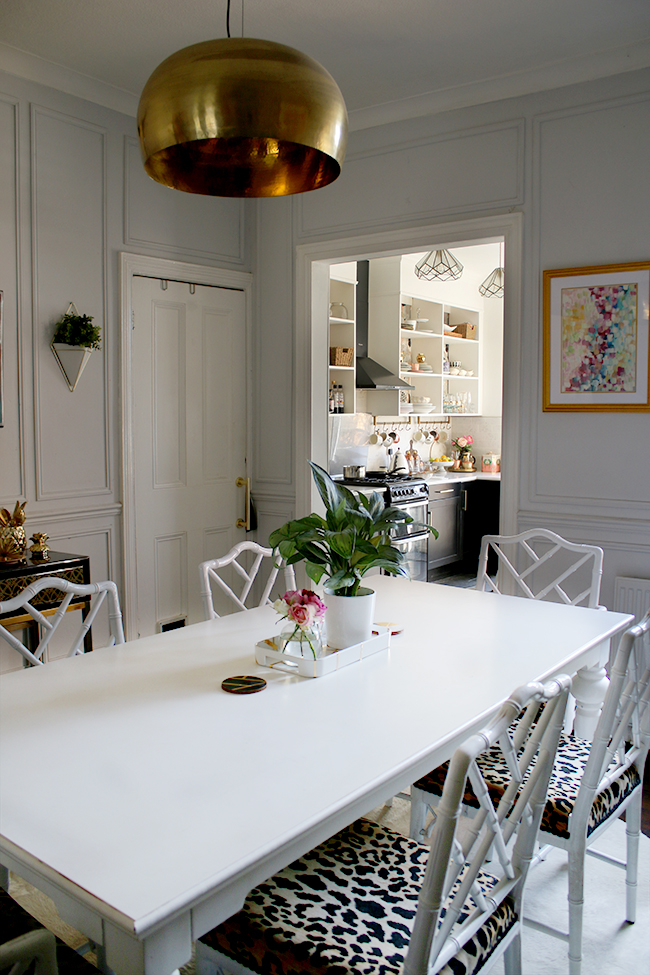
[226,0,244,38]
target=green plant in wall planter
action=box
[50,303,101,391]
[270,461,437,649]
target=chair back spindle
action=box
[199,541,296,619]
[0,578,124,666]
[477,528,603,607]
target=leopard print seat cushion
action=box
[414,733,641,840]
[199,818,516,975]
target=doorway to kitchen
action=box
[294,213,522,541]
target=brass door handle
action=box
[236,477,251,530]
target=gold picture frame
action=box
[543,261,650,412]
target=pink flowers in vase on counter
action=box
[451,434,474,470]
[452,434,473,455]
[273,589,327,659]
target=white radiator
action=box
[614,575,650,622]
[613,575,650,662]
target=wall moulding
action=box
[123,138,247,267]
[297,118,525,239]
[517,511,650,553]
[0,94,26,500]
[31,104,111,502]
[24,502,122,524]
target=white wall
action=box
[0,71,251,639]
[254,67,650,609]
[2,65,648,622]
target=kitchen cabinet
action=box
[461,478,501,574]
[328,264,357,414]
[367,256,482,420]
[427,481,463,576]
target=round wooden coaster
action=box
[221,675,267,694]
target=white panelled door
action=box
[132,276,247,637]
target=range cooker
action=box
[337,471,430,582]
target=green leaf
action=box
[305,562,327,583]
[328,528,356,558]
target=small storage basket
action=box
[329,347,354,367]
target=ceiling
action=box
[1,1,649,129]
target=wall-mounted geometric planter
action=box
[51,343,93,392]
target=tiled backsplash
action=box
[329,413,502,473]
[449,416,502,467]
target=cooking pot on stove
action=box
[343,465,366,479]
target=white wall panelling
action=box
[31,105,110,500]
[296,119,525,239]
[252,198,294,492]
[123,138,247,267]
[39,521,117,651]
[524,89,650,523]
[0,95,24,499]
[0,68,255,647]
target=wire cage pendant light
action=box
[414,249,464,282]
[479,243,505,298]
[137,13,348,198]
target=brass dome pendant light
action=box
[137,1,348,198]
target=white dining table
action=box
[0,576,633,975]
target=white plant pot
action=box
[324,587,376,650]
[51,343,93,392]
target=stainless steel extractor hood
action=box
[355,260,414,390]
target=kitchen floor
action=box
[431,570,477,588]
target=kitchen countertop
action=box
[424,471,501,485]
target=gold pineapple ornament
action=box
[29,532,50,560]
[0,500,28,562]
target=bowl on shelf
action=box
[414,404,435,413]
[400,404,414,414]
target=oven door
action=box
[389,532,429,583]
[391,499,428,540]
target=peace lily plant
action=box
[269,462,437,597]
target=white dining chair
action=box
[195,675,570,975]
[0,928,59,975]
[0,577,125,667]
[412,609,650,975]
[199,541,296,619]
[476,528,604,607]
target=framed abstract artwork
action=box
[543,261,650,412]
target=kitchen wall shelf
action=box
[367,256,482,419]
[328,264,358,414]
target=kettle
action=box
[391,449,408,474]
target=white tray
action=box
[255,626,391,678]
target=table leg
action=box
[571,657,609,740]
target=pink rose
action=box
[289,604,312,625]
[466,435,474,445]
[277,589,327,627]
[456,436,468,448]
